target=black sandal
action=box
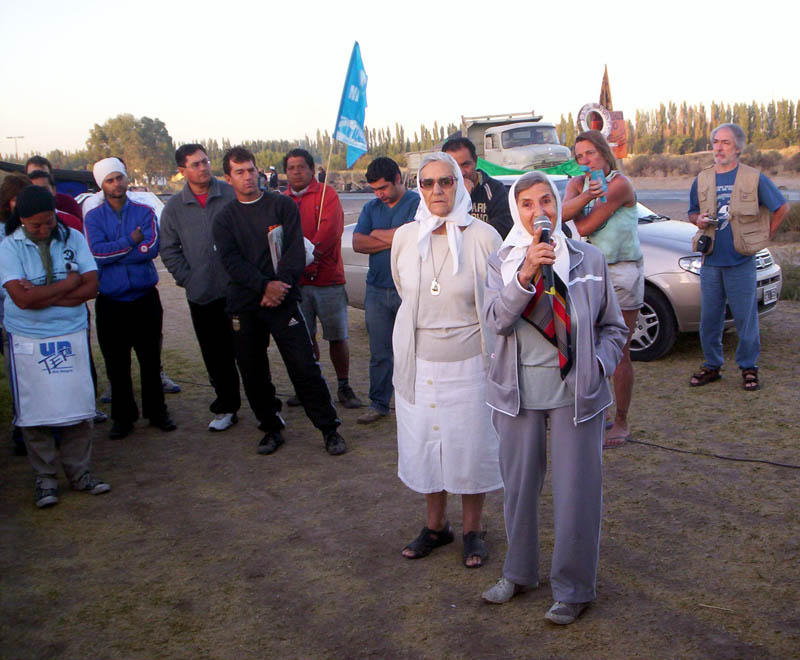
[689,366,721,387]
[402,523,454,559]
[462,531,489,568]
[742,368,760,391]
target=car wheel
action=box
[630,286,678,362]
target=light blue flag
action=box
[334,42,368,169]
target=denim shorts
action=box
[298,284,349,341]
[607,259,644,310]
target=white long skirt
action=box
[396,354,502,495]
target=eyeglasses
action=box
[419,176,456,190]
[185,158,211,170]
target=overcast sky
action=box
[1,0,796,156]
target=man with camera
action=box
[688,123,788,391]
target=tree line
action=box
[3,101,798,179]
[558,99,800,155]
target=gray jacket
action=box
[160,178,236,304]
[484,239,628,424]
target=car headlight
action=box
[679,256,703,275]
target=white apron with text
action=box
[8,329,95,427]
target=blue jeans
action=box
[699,259,759,370]
[364,284,402,413]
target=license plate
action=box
[762,284,778,305]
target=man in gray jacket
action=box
[160,144,240,431]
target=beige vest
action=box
[692,162,771,256]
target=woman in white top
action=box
[390,152,502,568]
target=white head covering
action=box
[499,172,570,286]
[92,157,127,188]
[414,152,474,275]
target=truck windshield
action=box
[501,127,559,148]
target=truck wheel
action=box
[630,286,678,362]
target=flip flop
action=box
[603,433,631,449]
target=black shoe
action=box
[286,395,301,407]
[324,430,347,456]
[149,415,177,432]
[35,485,59,509]
[109,421,134,440]
[337,384,363,409]
[258,430,285,455]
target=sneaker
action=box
[258,430,285,455]
[73,473,111,495]
[35,485,59,508]
[544,600,591,625]
[208,413,238,432]
[109,421,134,440]
[337,384,363,409]
[286,395,301,407]
[100,385,112,404]
[161,372,181,394]
[93,410,108,424]
[149,414,177,432]
[482,577,537,604]
[357,408,387,425]
[324,430,347,456]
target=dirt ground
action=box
[2,195,800,659]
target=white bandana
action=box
[499,172,570,286]
[414,152,474,275]
[92,158,127,188]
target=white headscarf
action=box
[499,172,570,286]
[414,152,473,275]
[92,157,127,188]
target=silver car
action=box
[341,179,782,361]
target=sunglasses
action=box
[419,176,456,190]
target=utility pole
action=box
[6,136,24,161]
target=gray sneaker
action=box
[482,577,536,604]
[161,372,181,393]
[73,473,111,496]
[35,485,59,509]
[544,600,591,625]
[357,408,387,425]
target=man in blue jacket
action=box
[85,158,176,439]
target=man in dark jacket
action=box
[85,157,176,439]
[160,144,240,432]
[442,137,513,238]
[212,147,346,456]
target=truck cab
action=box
[483,122,571,170]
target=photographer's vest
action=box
[693,163,771,256]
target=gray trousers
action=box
[493,405,603,603]
[22,422,92,489]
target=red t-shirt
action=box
[194,192,209,208]
[56,209,83,233]
[55,192,83,220]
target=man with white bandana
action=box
[84,158,176,440]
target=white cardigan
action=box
[390,220,501,404]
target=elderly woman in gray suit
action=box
[481,171,627,624]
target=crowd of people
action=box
[1,123,787,625]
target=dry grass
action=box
[1,264,799,659]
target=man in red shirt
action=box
[282,149,361,409]
[25,156,84,220]
[27,170,83,233]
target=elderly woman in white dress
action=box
[390,152,502,568]
[480,171,627,624]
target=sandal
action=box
[402,523,454,559]
[462,531,489,568]
[689,366,721,387]
[742,368,760,391]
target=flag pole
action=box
[316,140,334,232]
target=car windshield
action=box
[501,126,559,149]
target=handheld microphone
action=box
[533,215,555,295]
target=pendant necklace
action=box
[429,239,449,296]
